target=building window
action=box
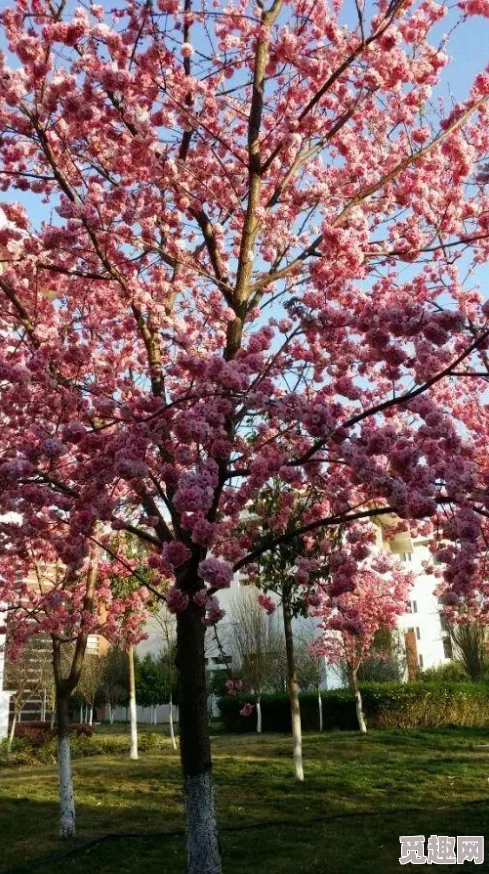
[401,553,413,562]
[86,635,98,653]
[443,637,453,659]
[416,627,421,641]
[412,600,418,614]
[419,654,424,668]
[212,655,232,666]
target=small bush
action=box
[14,722,94,744]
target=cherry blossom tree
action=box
[0,538,148,836]
[2,0,489,870]
[244,490,329,782]
[314,539,412,732]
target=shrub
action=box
[14,722,94,744]
[15,724,57,746]
[420,662,468,683]
[218,682,489,732]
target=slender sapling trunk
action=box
[282,595,304,781]
[128,644,138,760]
[350,666,367,734]
[7,710,17,754]
[169,693,177,750]
[256,695,262,733]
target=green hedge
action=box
[218,682,489,733]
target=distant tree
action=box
[136,652,171,724]
[99,647,130,723]
[317,553,412,733]
[4,637,53,751]
[357,629,406,684]
[230,588,282,733]
[76,652,105,725]
[294,625,325,731]
[449,622,489,681]
[148,605,178,748]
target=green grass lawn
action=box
[1,727,489,874]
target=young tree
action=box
[315,542,412,732]
[294,625,325,731]
[2,1,489,869]
[100,646,129,724]
[76,651,105,725]
[149,605,178,748]
[0,544,147,836]
[3,636,53,751]
[230,587,281,732]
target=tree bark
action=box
[282,595,304,781]
[89,705,93,726]
[318,688,323,733]
[350,667,367,734]
[169,694,177,750]
[176,592,222,874]
[7,711,17,754]
[56,691,76,838]
[128,644,138,760]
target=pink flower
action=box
[166,587,189,614]
[163,541,191,568]
[257,593,276,615]
[181,42,194,57]
[198,558,233,589]
[240,703,254,717]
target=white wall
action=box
[0,607,13,740]
[110,702,179,724]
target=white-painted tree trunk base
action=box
[128,646,138,759]
[183,772,222,874]
[291,708,304,781]
[355,690,367,734]
[318,691,323,733]
[256,699,262,733]
[129,697,138,759]
[169,699,177,750]
[58,735,76,837]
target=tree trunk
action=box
[169,694,177,750]
[318,689,323,733]
[350,667,367,734]
[282,596,304,781]
[128,645,138,760]
[256,695,262,733]
[89,705,93,726]
[176,592,222,874]
[7,711,17,754]
[110,705,115,725]
[56,692,76,837]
